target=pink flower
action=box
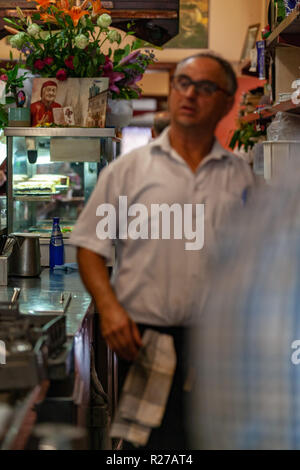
[64,56,75,70]
[44,57,54,66]
[34,59,45,70]
[56,68,68,81]
[119,50,140,66]
[0,74,8,81]
[103,55,113,73]
[126,74,143,86]
[101,56,124,94]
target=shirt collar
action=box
[150,126,230,167]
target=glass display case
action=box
[4,127,117,264]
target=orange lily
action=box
[65,6,89,27]
[27,0,56,10]
[79,0,90,10]
[91,0,110,16]
[40,12,59,23]
[56,0,70,9]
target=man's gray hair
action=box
[175,52,238,96]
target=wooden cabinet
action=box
[112,1,178,9]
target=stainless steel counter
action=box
[0,268,100,449]
[3,268,92,337]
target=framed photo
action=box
[165,0,209,48]
[30,77,109,127]
[240,24,260,62]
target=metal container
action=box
[7,233,41,277]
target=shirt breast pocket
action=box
[208,189,243,232]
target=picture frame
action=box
[165,0,209,49]
[240,24,260,62]
[30,77,109,128]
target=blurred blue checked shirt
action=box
[189,164,300,450]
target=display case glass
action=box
[5,128,116,238]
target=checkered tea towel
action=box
[109,329,177,447]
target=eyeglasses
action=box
[172,74,231,97]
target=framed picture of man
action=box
[165,0,209,48]
[30,77,109,127]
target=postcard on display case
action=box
[30,77,109,127]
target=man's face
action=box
[169,57,235,131]
[41,85,57,105]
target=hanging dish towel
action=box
[110,329,177,447]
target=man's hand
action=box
[100,305,142,362]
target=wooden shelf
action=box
[241,100,300,123]
[267,5,300,48]
[2,8,178,20]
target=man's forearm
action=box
[77,247,142,361]
[77,247,119,314]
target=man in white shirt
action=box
[70,52,254,448]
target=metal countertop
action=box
[2,268,92,336]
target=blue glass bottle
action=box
[49,217,64,269]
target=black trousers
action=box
[117,324,189,450]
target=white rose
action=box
[75,34,89,49]
[9,32,26,50]
[27,23,40,37]
[97,14,112,28]
[108,30,121,43]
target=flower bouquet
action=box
[5,0,155,100]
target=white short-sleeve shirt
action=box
[70,127,254,326]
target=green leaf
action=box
[87,61,93,77]
[97,54,105,65]
[0,105,8,118]
[64,14,73,29]
[86,17,94,29]
[229,131,239,150]
[5,97,15,104]
[113,48,125,63]
[3,18,20,28]
[131,39,144,50]
[124,44,130,56]
[73,55,80,69]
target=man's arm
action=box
[77,247,142,361]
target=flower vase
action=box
[8,70,39,127]
[106,98,133,129]
[8,107,31,127]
